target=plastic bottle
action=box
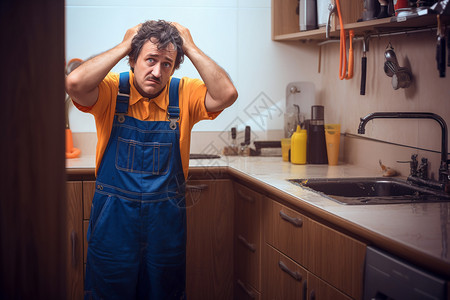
[290,125,307,164]
[307,105,328,164]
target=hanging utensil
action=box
[383,43,413,90]
[436,15,446,78]
[360,36,369,95]
[383,42,399,77]
[335,0,354,80]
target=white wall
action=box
[65,0,318,135]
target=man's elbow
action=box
[65,73,97,107]
[224,86,238,108]
[65,73,80,98]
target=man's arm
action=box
[172,23,238,112]
[65,24,141,107]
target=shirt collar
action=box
[128,71,169,111]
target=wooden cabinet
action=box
[272,0,445,41]
[234,182,263,299]
[186,179,234,300]
[68,170,448,300]
[66,181,84,300]
[65,180,95,299]
[272,0,362,40]
[262,197,366,299]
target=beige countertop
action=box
[67,155,450,278]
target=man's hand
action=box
[171,22,196,56]
[66,24,142,107]
[122,23,142,52]
[171,22,238,112]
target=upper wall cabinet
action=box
[271,0,448,41]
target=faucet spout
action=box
[358,112,449,184]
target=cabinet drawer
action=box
[234,183,262,290]
[262,243,307,300]
[235,278,261,300]
[305,219,365,299]
[307,272,352,300]
[263,198,307,264]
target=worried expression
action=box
[130,38,177,99]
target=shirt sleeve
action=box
[181,77,222,125]
[72,72,120,118]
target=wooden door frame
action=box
[0,1,67,298]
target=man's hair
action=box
[128,20,184,71]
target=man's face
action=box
[130,38,177,98]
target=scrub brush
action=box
[379,160,397,177]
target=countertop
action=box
[67,155,450,278]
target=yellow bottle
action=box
[290,125,307,164]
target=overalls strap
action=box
[167,77,180,129]
[116,72,130,114]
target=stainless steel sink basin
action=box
[288,177,450,205]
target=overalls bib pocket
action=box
[115,137,172,175]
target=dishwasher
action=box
[363,246,447,300]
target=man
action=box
[65,20,238,299]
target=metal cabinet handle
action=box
[278,260,302,281]
[71,230,77,267]
[185,184,209,192]
[237,279,256,299]
[309,290,316,300]
[237,189,255,203]
[238,234,256,252]
[279,211,303,227]
[303,280,308,299]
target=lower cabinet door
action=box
[186,179,234,300]
[66,181,84,300]
[262,244,307,300]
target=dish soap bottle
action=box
[291,125,307,164]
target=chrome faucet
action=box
[358,112,449,191]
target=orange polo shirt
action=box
[74,71,220,178]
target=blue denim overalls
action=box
[85,72,186,299]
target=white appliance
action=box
[317,0,332,27]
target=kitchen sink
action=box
[288,177,450,205]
